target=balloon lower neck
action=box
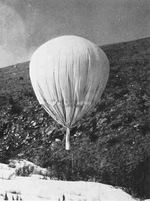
[66,127,70,150]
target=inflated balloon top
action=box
[30,35,109,150]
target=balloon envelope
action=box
[30,35,109,149]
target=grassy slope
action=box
[0,37,150,198]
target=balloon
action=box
[29,35,109,150]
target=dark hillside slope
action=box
[0,37,150,198]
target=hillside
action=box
[0,37,150,199]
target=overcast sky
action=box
[0,0,150,68]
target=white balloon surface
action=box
[30,35,109,150]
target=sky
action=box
[0,0,150,68]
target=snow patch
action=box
[0,176,136,201]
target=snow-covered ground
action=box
[0,176,136,201]
[0,161,146,201]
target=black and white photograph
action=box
[0,0,150,200]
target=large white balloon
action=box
[30,35,109,150]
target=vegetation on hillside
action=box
[0,37,150,199]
